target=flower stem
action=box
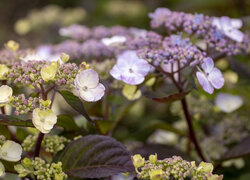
[33,132,44,157]
[181,97,206,162]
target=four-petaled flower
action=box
[32,108,57,134]
[196,57,224,94]
[0,140,22,162]
[74,69,105,102]
[110,50,151,85]
[212,17,244,42]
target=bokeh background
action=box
[0,0,250,46]
[0,0,250,180]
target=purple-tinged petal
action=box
[110,65,122,81]
[121,73,145,85]
[231,19,243,29]
[196,72,214,94]
[208,68,224,89]
[201,57,214,73]
[224,29,244,42]
[133,59,151,76]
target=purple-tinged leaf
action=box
[54,135,134,178]
[219,136,250,161]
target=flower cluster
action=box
[132,154,223,180]
[14,157,67,180]
[149,8,250,55]
[22,135,69,155]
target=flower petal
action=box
[230,18,243,29]
[208,68,224,89]
[224,29,244,42]
[215,93,243,113]
[0,161,5,177]
[121,73,145,85]
[110,65,122,80]
[201,57,214,73]
[0,140,22,162]
[79,83,105,102]
[75,69,99,88]
[196,72,214,94]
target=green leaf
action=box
[0,114,33,127]
[54,135,134,178]
[219,136,250,161]
[59,91,94,126]
[57,115,79,131]
[95,120,113,135]
[152,92,189,104]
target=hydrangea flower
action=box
[40,61,59,82]
[32,108,57,134]
[74,69,105,102]
[0,140,22,162]
[196,58,224,94]
[110,50,151,85]
[215,93,243,113]
[0,64,9,80]
[101,35,126,46]
[212,17,244,42]
[0,85,13,106]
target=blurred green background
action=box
[0,0,249,46]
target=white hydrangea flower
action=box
[32,108,57,134]
[74,69,105,102]
[0,161,5,177]
[101,36,126,46]
[0,140,22,162]
[215,93,243,113]
[0,85,13,106]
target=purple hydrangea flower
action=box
[110,50,151,85]
[196,57,224,94]
[212,17,244,42]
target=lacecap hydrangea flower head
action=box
[110,50,151,85]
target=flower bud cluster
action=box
[22,135,69,155]
[132,154,223,180]
[137,33,205,70]
[149,8,250,55]
[10,95,40,115]
[15,157,67,180]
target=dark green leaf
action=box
[57,115,79,131]
[219,136,250,161]
[54,135,134,178]
[59,91,94,126]
[0,114,33,127]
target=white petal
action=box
[0,161,5,177]
[0,141,22,162]
[212,18,222,30]
[75,69,99,88]
[196,72,214,94]
[215,93,243,113]
[201,57,214,73]
[79,83,105,102]
[208,68,224,89]
[224,29,244,42]
[230,19,243,29]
